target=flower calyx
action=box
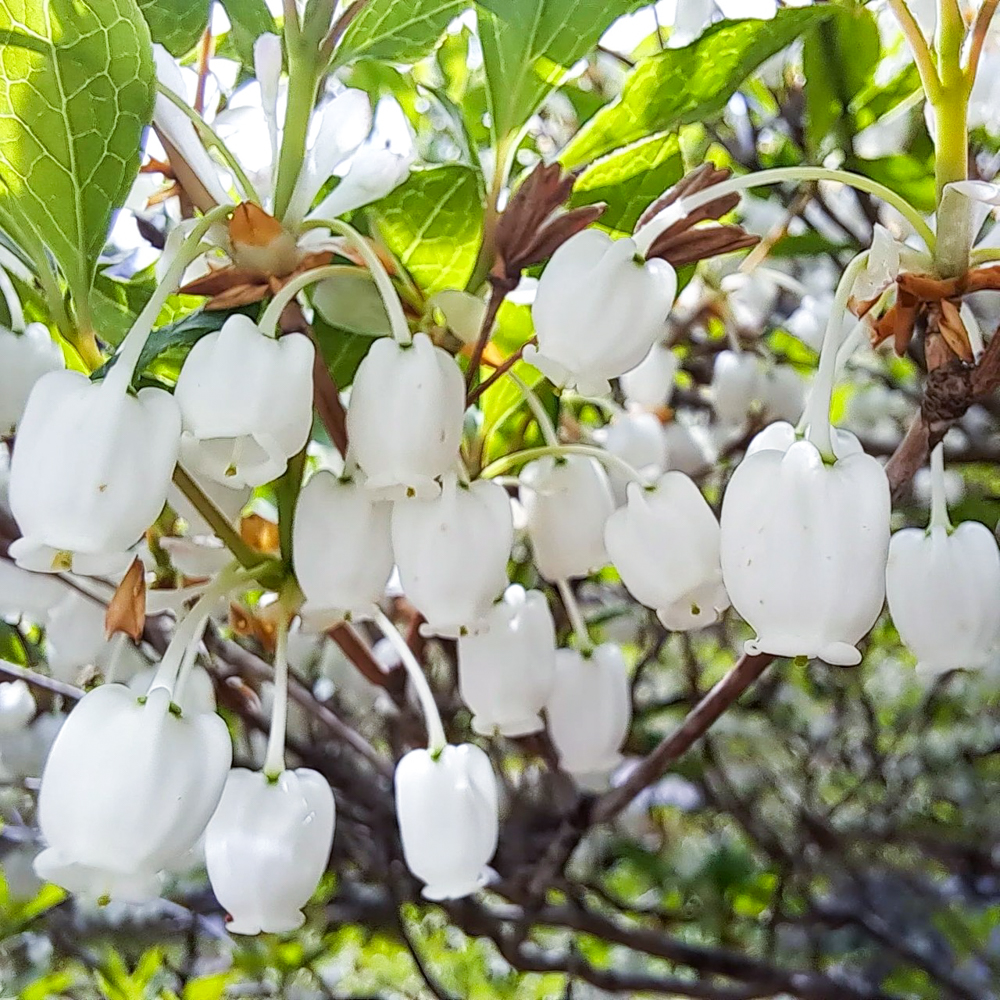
[860,265,1000,360]
[634,164,760,269]
[490,162,606,296]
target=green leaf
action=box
[137,0,211,56]
[569,134,683,236]
[856,152,936,213]
[370,165,483,295]
[802,3,880,151]
[559,7,834,168]
[477,0,643,145]
[332,0,467,68]
[217,0,276,65]
[312,314,378,389]
[0,0,156,310]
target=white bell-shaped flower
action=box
[519,455,614,581]
[457,585,556,736]
[293,471,393,623]
[346,333,465,499]
[0,679,35,733]
[175,315,315,488]
[886,521,1000,673]
[605,473,729,631]
[205,767,335,934]
[0,557,66,620]
[34,684,231,902]
[711,350,765,426]
[0,324,64,435]
[394,743,498,900]
[546,644,631,784]
[391,474,513,637]
[46,592,145,684]
[8,370,180,576]
[720,438,890,666]
[525,230,677,395]
[620,343,678,409]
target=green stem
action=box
[108,205,234,391]
[258,262,362,336]
[479,442,647,484]
[263,613,291,778]
[171,465,262,570]
[928,442,953,531]
[557,579,593,655]
[148,562,252,699]
[466,135,516,293]
[272,51,320,222]
[155,82,261,204]
[509,370,560,447]
[802,251,870,460]
[301,218,412,343]
[633,166,936,255]
[373,608,446,754]
[886,0,943,102]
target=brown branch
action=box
[204,624,392,776]
[467,338,536,406]
[590,652,775,824]
[0,660,83,702]
[464,284,505,393]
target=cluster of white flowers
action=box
[4,18,1000,938]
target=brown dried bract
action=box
[639,164,760,268]
[180,249,335,309]
[105,557,146,641]
[240,513,281,554]
[491,162,605,293]
[864,264,1000,360]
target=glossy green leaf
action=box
[559,7,834,168]
[332,0,466,68]
[0,0,155,306]
[312,314,378,389]
[802,3,880,151]
[370,165,483,294]
[137,0,211,56]
[477,0,643,145]
[218,0,276,65]
[569,133,684,236]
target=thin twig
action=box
[0,660,83,701]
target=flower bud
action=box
[519,455,614,581]
[391,474,512,636]
[175,315,315,488]
[886,521,1000,674]
[546,644,631,784]
[0,680,35,733]
[605,473,729,631]
[205,767,335,934]
[34,684,231,902]
[0,324,64,435]
[9,371,180,576]
[526,230,677,395]
[720,438,890,666]
[711,350,765,426]
[457,585,556,736]
[395,743,498,900]
[346,333,465,499]
[620,343,678,409]
[293,471,393,623]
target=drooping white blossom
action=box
[526,230,677,395]
[394,743,498,900]
[346,333,465,499]
[457,585,556,736]
[205,767,335,934]
[34,684,231,902]
[174,315,315,488]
